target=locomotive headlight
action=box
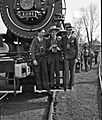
[20,0,34,10]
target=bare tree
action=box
[73,17,84,50]
[80,3,99,48]
[73,17,83,39]
[73,3,99,50]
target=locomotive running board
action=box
[35,89,69,92]
[0,86,22,93]
[34,86,69,92]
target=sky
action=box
[64,0,101,42]
[0,0,101,35]
[0,14,7,34]
[65,0,101,23]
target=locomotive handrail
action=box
[62,0,66,16]
[0,51,31,54]
[98,62,102,92]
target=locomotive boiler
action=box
[0,0,66,92]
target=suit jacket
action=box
[62,35,79,60]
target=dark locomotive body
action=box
[0,0,66,92]
[0,0,66,38]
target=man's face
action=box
[38,30,45,37]
[51,30,57,38]
[66,28,72,35]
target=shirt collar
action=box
[37,36,43,42]
[67,34,71,39]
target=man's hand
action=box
[56,47,61,51]
[52,44,57,47]
[49,46,53,50]
[75,59,78,63]
[33,60,38,65]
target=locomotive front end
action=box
[0,0,66,39]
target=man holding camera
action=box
[47,26,62,89]
[62,23,79,91]
[30,29,50,91]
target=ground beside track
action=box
[0,92,49,120]
[54,65,102,120]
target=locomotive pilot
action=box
[62,23,79,91]
[30,29,50,91]
[46,26,62,89]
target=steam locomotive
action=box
[0,0,66,92]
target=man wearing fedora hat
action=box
[46,26,62,89]
[62,23,79,91]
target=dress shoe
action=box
[36,87,42,91]
[68,86,73,90]
[56,86,61,89]
[64,87,66,91]
[50,86,55,89]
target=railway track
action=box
[0,93,8,101]
[0,90,57,120]
[0,91,54,120]
[0,62,101,120]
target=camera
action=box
[66,43,70,49]
[39,46,45,54]
[52,44,57,53]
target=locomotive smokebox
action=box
[0,0,64,39]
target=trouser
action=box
[50,53,60,88]
[84,57,88,71]
[81,62,83,70]
[76,62,81,72]
[88,58,93,69]
[63,59,76,88]
[33,56,49,90]
[95,56,98,64]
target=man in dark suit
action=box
[83,44,89,72]
[62,23,79,91]
[94,50,99,65]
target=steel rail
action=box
[0,92,8,101]
[98,62,102,92]
[48,91,56,120]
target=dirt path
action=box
[55,66,101,120]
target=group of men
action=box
[30,23,79,92]
[78,44,99,72]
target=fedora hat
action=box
[57,30,67,36]
[0,42,9,56]
[65,23,73,30]
[47,26,60,33]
